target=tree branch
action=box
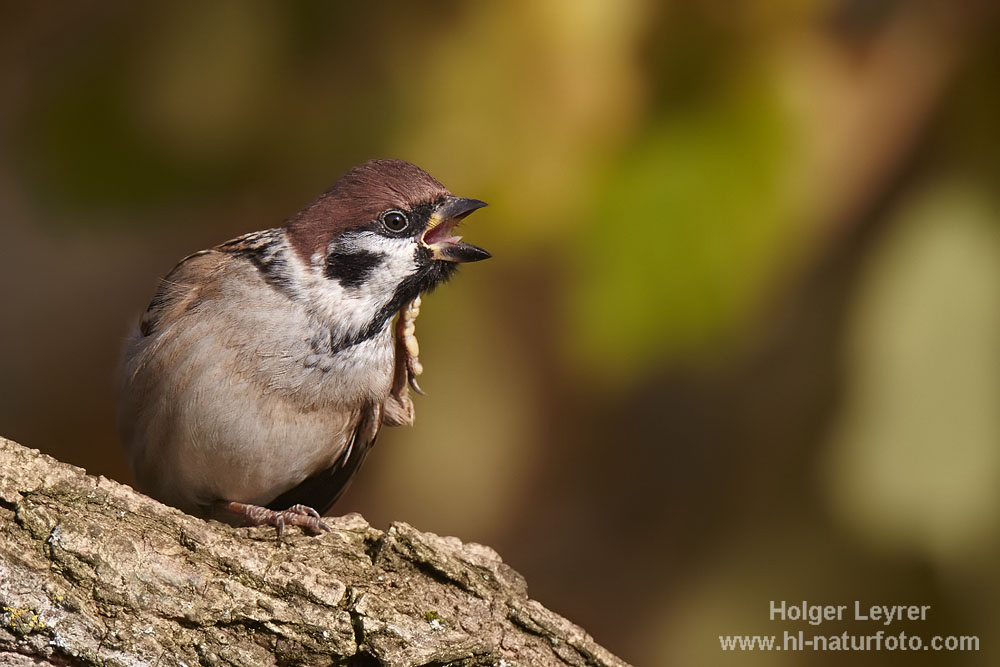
[0,437,628,667]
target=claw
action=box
[285,504,322,519]
[225,501,330,536]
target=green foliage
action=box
[570,79,797,375]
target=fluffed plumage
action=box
[117,159,489,531]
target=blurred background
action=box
[1,1,998,665]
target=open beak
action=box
[421,196,491,263]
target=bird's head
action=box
[285,159,489,306]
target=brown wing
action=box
[138,249,218,338]
[265,401,383,515]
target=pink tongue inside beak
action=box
[420,197,491,263]
[422,219,460,246]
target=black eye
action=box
[381,210,409,232]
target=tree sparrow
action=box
[117,159,489,534]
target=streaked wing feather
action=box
[138,249,219,338]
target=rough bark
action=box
[0,437,628,667]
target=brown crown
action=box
[285,159,451,262]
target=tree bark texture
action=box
[0,437,628,667]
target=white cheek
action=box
[340,232,418,295]
[304,232,419,337]
[369,240,418,290]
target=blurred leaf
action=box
[824,182,1000,562]
[568,77,797,376]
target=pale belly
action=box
[123,326,395,515]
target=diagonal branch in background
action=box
[0,437,628,667]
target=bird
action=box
[117,159,490,534]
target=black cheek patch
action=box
[324,250,386,288]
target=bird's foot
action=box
[224,501,330,537]
[384,296,422,426]
[396,295,424,394]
